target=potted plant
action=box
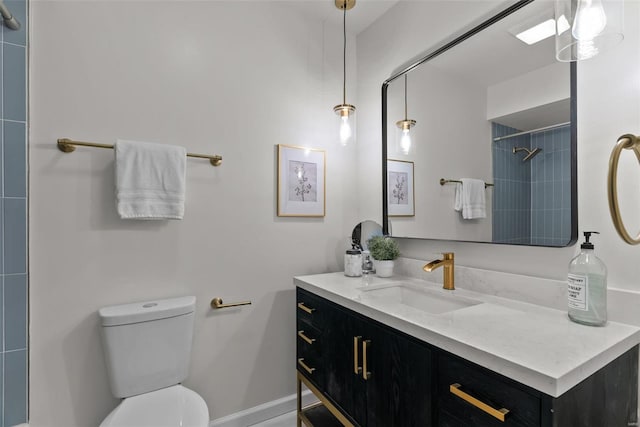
[367,236,400,278]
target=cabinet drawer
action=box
[296,288,325,327]
[437,353,540,427]
[296,324,322,348]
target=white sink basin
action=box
[359,282,482,315]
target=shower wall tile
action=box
[0,277,3,350]
[4,121,26,197]
[492,123,531,244]
[4,274,27,351]
[0,198,3,274]
[2,0,27,46]
[0,353,3,425]
[530,126,571,245]
[1,2,28,423]
[3,198,26,274]
[2,43,26,122]
[4,349,27,427]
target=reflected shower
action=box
[512,146,542,162]
[0,1,20,30]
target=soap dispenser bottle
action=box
[568,231,607,326]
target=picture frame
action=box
[387,159,415,217]
[277,144,326,217]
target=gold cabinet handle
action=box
[449,383,509,422]
[298,358,316,375]
[353,336,362,375]
[362,340,371,380]
[210,298,252,309]
[297,330,316,345]
[297,302,315,314]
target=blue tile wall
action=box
[492,122,571,245]
[492,123,531,244]
[530,125,571,245]
[1,0,28,424]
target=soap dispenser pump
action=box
[567,231,607,326]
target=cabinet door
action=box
[323,303,366,426]
[363,320,432,427]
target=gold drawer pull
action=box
[362,340,371,380]
[298,358,316,374]
[297,302,315,314]
[297,330,316,345]
[449,383,509,422]
[353,336,362,375]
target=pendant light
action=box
[334,0,356,145]
[396,74,416,155]
[555,0,623,61]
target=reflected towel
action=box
[115,139,187,220]
[454,178,486,219]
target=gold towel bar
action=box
[608,134,640,245]
[57,138,222,167]
[440,178,494,188]
[210,298,252,309]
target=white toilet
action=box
[98,296,209,427]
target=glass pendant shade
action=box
[555,0,623,61]
[335,104,356,146]
[396,119,416,155]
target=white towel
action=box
[454,178,486,219]
[115,139,187,220]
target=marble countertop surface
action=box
[294,272,640,397]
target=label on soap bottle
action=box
[568,273,588,311]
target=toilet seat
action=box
[100,385,209,427]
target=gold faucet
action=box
[423,253,455,290]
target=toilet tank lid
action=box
[99,296,196,326]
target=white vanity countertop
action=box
[294,272,640,397]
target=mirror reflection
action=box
[352,220,383,251]
[383,0,576,247]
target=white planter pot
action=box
[374,260,394,278]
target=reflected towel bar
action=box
[440,178,493,188]
[57,138,222,166]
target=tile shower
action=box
[492,122,571,246]
[1,0,28,424]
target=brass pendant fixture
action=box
[396,74,416,155]
[334,0,356,145]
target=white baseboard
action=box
[210,390,317,427]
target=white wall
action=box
[358,0,640,290]
[29,2,358,425]
[487,62,570,120]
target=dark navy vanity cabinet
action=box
[296,287,639,427]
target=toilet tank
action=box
[99,296,196,398]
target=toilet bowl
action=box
[98,296,209,427]
[100,385,208,427]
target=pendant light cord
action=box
[404,74,408,120]
[343,3,347,105]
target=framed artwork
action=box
[387,159,415,217]
[277,144,326,217]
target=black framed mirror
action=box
[382,0,577,247]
